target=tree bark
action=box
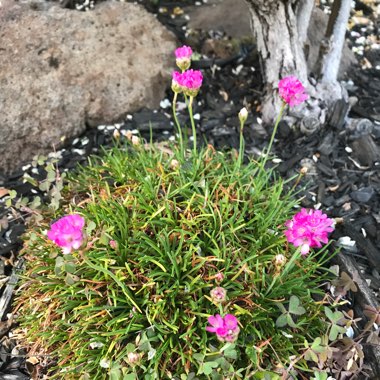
[320,0,352,82]
[244,0,309,123]
[297,0,314,47]
[244,0,352,125]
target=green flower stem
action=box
[262,102,286,168]
[187,96,197,158]
[237,119,246,169]
[172,92,184,158]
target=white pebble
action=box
[160,99,171,109]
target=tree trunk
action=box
[245,0,308,123]
[319,0,352,82]
[244,0,351,125]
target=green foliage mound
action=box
[16,140,333,379]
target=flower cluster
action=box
[284,208,335,255]
[278,76,308,107]
[47,214,85,254]
[206,314,240,343]
[172,69,203,97]
[172,45,203,97]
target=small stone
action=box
[350,186,375,203]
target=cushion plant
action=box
[14,47,352,380]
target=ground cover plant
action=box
[13,47,371,379]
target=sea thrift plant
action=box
[206,314,240,343]
[278,75,309,107]
[175,45,193,71]
[16,46,362,379]
[284,208,335,255]
[47,214,85,254]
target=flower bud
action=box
[113,129,120,139]
[170,159,180,170]
[210,287,227,303]
[109,240,118,249]
[214,272,224,283]
[238,107,248,124]
[131,136,140,146]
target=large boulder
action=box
[0,0,177,174]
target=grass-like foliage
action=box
[14,50,348,379]
[16,137,335,379]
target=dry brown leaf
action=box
[0,187,9,198]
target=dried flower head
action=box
[274,254,286,267]
[127,352,141,365]
[206,314,240,343]
[131,135,140,146]
[278,76,308,107]
[284,208,335,255]
[210,286,227,303]
[169,159,180,170]
[47,214,85,254]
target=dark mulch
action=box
[0,0,379,378]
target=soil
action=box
[0,0,379,378]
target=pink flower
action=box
[109,240,118,249]
[171,71,183,93]
[175,45,193,60]
[47,214,85,254]
[214,272,224,283]
[278,76,308,107]
[284,208,335,255]
[206,314,240,343]
[175,45,193,71]
[172,70,203,96]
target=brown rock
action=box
[0,1,177,174]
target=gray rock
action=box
[0,1,177,174]
[350,187,375,203]
[187,0,252,38]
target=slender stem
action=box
[262,102,286,168]
[187,96,197,157]
[237,120,245,169]
[172,92,184,158]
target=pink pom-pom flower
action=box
[171,71,183,93]
[206,314,240,343]
[176,69,203,97]
[175,45,193,60]
[175,45,193,71]
[284,208,335,255]
[47,214,85,254]
[278,76,308,107]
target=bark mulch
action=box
[0,0,379,378]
